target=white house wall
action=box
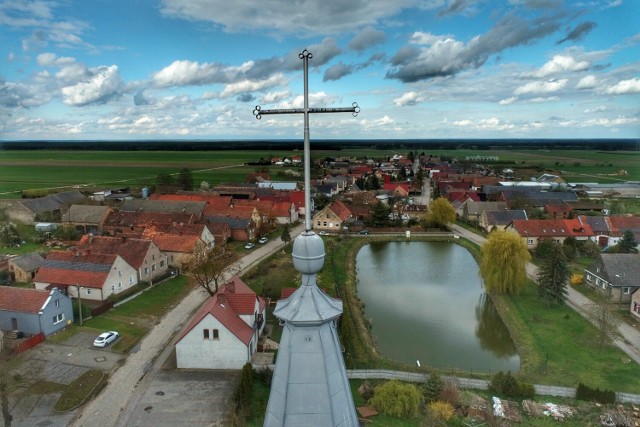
[176,313,254,369]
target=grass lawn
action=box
[503,281,640,393]
[53,369,106,412]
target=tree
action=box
[368,380,421,418]
[183,242,239,296]
[426,197,456,229]
[618,230,638,253]
[586,301,622,351]
[480,230,531,294]
[0,222,20,247]
[178,168,194,191]
[280,223,291,244]
[366,201,391,228]
[537,241,570,305]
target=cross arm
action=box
[253,103,360,120]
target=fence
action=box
[14,333,44,354]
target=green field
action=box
[0,148,638,198]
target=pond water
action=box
[356,241,520,373]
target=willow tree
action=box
[427,197,456,229]
[479,229,531,294]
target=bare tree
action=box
[586,302,622,351]
[183,241,239,296]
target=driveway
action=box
[8,332,123,427]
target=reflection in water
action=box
[475,293,517,358]
[356,241,520,372]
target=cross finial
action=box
[253,50,360,232]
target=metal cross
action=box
[253,49,360,232]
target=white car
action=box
[318,231,329,236]
[93,331,119,348]
[244,242,255,249]
[258,237,268,244]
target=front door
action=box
[11,317,18,330]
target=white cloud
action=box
[529,96,559,103]
[410,31,453,45]
[61,65,124,106]
[499,96,517,105]
[514,79,567,95]
[152,59,254,87]
[529,54,590,77]
[605,78,640,94]
[452,117,514,131]
[220,73,286,98]
[584,106,608,113]
[576,75,597,89]
[394,91,422,106]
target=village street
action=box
[451,223,640,365]
[70,223,306,427]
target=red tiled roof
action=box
[608,215,640,235]
[104,210,196,228]
[544,204,572,213]
[203,204,255,219]
[77,235,152,268]
[290,191,306,208]
[511,219,594,238]
[142,231,200,253]
[34,250,117,289]
[272,201,293,217]
[328,200,352,221]
[176,276,263,345]
[0,286,50,313]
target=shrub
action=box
[368,380,422,418]
[358,381,375,402]
[427,401,455,422]
[438,380,460,406]
[576,383,616,404]
[489,371,535,399]
[424,373,444,403]
[570,273,583,286]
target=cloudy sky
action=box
[1,0,639,141]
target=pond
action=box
[356,240,520,373]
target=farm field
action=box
[0,147,638,198]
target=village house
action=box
[119,198,206,219]
[175,276,266,369]
[61,205,113,234]
[458,200,506,222]
[8,253,44,283]
[479,209,528,233]
[33,250,138,302]
[507,218,595,249]
[76,234,169,284]
[313,200,353,233]
[102,210,197,238]
[5,190,86,224]
[584,253,640,304]
[0,287,74,336]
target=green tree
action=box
[178,168,194,191]
[426,197,456,229]
[618,230,638,253]
[537,241,570,305]
[480,230,531,294]
[366,202,391,228]
[313,193,330,211]
[280,223,291,244]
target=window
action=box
[316,221,320,226]
[86,288,92,295]
[586,274,592,282]
[53,313,64,324]
[203,329,210,339]
[623,287,631,295]
[111,284,115,291]
[144,267,149,275]
[55,299,60,308]
[118,270,122,277]
[213,329,219,339]
[118,282,123,289]
[160,260,165,267]
[152,264,156,271]
[129,276,133,284]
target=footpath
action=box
[70,224,306,427]
[451,224,640,365]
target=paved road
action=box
[70,223,306,427]
[451,223,640,365]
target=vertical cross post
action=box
[253,49,360,232]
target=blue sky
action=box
[1,0,639,141]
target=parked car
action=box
[94,331,119,348]
[318,231,329,236]
[358,230,369,235]
[258,237,268,244]
[244,242,255,249]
